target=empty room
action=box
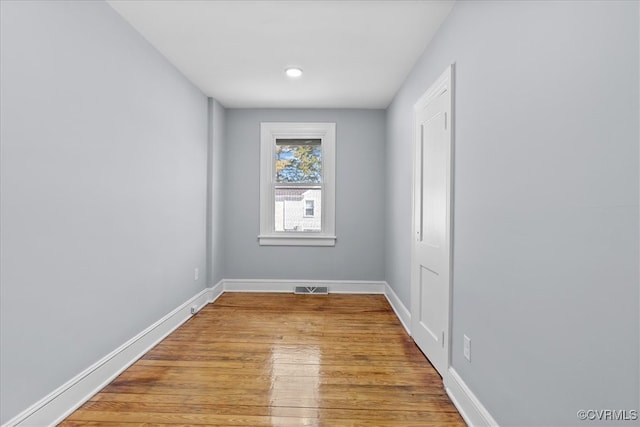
[1,0,638,426]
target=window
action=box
[304,200,315,217]
[259,122,336,246]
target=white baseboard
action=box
[6,279,493,427]
[222,279,386,294]
[383,283,411,335]
[3,281,224,427]
[381,284,497,427]
[207,280,225,305]
[445,367,499,427]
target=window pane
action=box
[275,187,321,232]
[305,200,314,216]
[275,139,322,183]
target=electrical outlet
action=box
[463,334,471,362]
[194,268,199,281]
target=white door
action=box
[411,65,453,378]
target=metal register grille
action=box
[294,286,328,295]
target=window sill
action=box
[258,234,336,247]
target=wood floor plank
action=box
[60,293,464,426]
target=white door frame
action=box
[410,64,455,376]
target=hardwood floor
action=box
[60,293,465,426]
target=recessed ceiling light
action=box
[285,67,303,78]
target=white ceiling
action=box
[106,1,454,108]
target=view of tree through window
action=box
[274,139,322,232]
[275,139,322,183]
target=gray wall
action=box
[224,109,385,281]
[0,1,208,423]
[2,0,637,425]
[207,99,226,286]
[386,1,639,425]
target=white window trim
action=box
[259,122,336,246]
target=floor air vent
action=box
[294,286,328,295]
